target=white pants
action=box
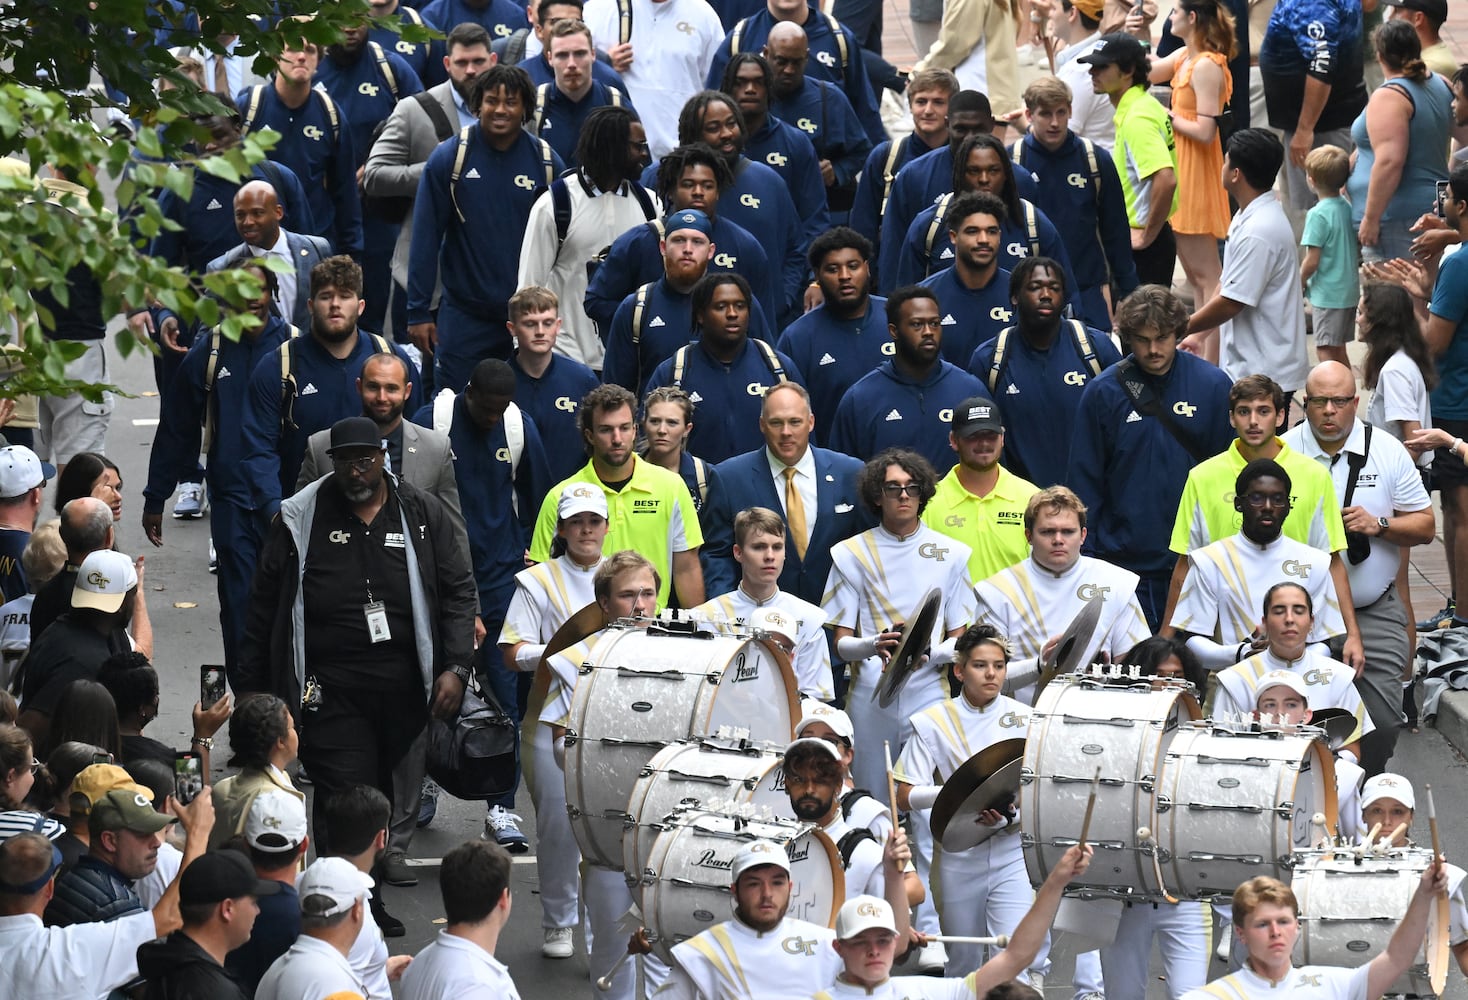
[1100,900,1212,1000]
[1072,950,1104,997]
[527,722,581,929]
[932,831,1046,977]
[585,865,668,1000]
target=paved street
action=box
[93,337,1468,998]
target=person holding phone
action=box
[97,652,231,771]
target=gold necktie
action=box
[213,55,230,97]
[783,466,808,561]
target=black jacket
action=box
[137,931,250,1000]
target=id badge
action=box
[364,601,392,643]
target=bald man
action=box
[1281,361,1435,775]
[206,180,333,330]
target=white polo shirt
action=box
[1281,419,1432,606]
[1208,646,1374,745]
[1365,350,1433,468]
[399,930,520,1000]
[1218,191,1310,393]
[1171,533,1344,647]
[1183,962,1368,999]
[695,586,834,700]
[0,909,157,1000]
[655,916,842,1000]
[256,933,367,1000]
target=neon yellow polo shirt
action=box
[922,465,1039,582]
[529,455,703,605]
[1169,438,1347,556]
[1113,85,1179,230]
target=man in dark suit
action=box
[700,382,869,608]
[208,180,333,331]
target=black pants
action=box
[300,679,427,856]
[1132,223,1177,289]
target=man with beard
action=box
[603,209,775,396]
[408,66,566,393]
[241,257,419,522]
[831,287,990,475]
[719,52,829,249]
[1170,461,1349,672]
[912,192,1014,377]
[763,24,870,218]
[776,227,889,444]
[419,0,530,85]
[967,258,1120,489]
[518,104,659,370]
[1066,285,1233,630]
[240,416,477,859]
[526,20,637,168]
[586,144,776,336]
[363,24,495,340]
[922,398,1036,583]
[646,273,802,464]
[315,17,425,335]
[643,93,807,317]
[780,737,917,911]
[654,837,908,1000]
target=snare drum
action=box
[1157,723,1337,898]
[623,740,791,891]
[564,627,800,868]
[1021,675,1200,899]
[1293,847,1442,997]
[640,810,844,965]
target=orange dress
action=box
[1170,51,1234,239]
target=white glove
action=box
[1185,635,1249,670]
[928,637,957,667]
[836,634,880,662]
[907,784,943,810]
[514,643,548,672]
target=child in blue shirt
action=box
[1300,145,1360,368]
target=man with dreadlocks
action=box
[517,105,660,370]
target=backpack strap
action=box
[314,85,341,144]
[1010,140,1024,167]
[450,125,474,223]
[610,86,624,108]
[616,0,634,45]
[1080,137,1101,200]
[278,337,299,434]
[201,330,223,451]
[505,27,530,65]
[879,139,904,217]
[671,345,690,386]
[752,338,788,383]
[730,19,746,54]
[1068,319,1102,378]
[839,787,873,821]
[821,13,848,72]
[692,456,709,505]
[538,137,555,186]
[924,192,953,271]
[504,401,525,478]
[368,41,399,101]
[433,388,456,434]
[413,90,455,143]
[242,84,266,135]
[631,281,653,345]
[551,176,572,260]
[532,82,550,132]
[987,327,1011,394]
[628,182,657,221]
[369,333,392,354]
[836,827,876,869]
[1023,199,1039,257]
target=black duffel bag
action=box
[426,676,518,801]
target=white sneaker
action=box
[1027,971,1045,993]
[543,926,574,959]
[172,482,205,519]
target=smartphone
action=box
[173,751,203,806]
[200,665,226,710]
[1437,180,1451,219]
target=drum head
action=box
[931,739,1026,852]
[1037,597,1105,697]
[875,588,943,709]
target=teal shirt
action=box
[1300,195,1360,309]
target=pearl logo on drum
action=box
[693,850,732,871]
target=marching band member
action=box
[1253,670,1364,845]
[793,702,893,844]
[813,844,1093,1000]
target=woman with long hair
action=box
[0,722,36,810]
[42,679,121,760]
[1359,281,1436,456]
[53,452,123,523]
[1348,19,1452,261]
[1146,0,1237,365]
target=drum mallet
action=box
[927,934,1010,947]
[1078,767,1101,847]
[1377,823,1408,853]
[884,740,900,828]
[597,952,633,991]
[1357,822,1383,860]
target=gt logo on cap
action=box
[87,570,110,587]
[856,901,883,916]
[133,793,150,807]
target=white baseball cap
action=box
[795,700,854,742]
[752,607,798,645]
[72,550,138,613]
[730,839,790,881]
[835,895,897,939]
[557,483,608,521]
[0,446,53,499]
[1361,773,1415,812]
[245,788,308,852]
[297,857,374,917]
[1253,670,1309,706]
[784,735,843,762]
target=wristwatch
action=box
[448,664,473,684]
[1377,516,1390,534]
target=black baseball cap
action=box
[1076,33,1149,67]
[1381,0,1446,19]
[326,416,385,456]
[951,397,1005,437]
[179,850,283,906]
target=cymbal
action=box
[539,602,606,668]
[1036,596,1105,696]
[1307,707,1356,749]
[929,738,1025,852]
[874,588,943,709]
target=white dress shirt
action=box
[0,910,157,1000]
[251,228,297,321]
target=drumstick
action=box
[1380,823,1408,852]
[1427,784,1443,863]
[1427,785,1450,996]
[597,952,633,991]
[927,934,1010,947]
[1078,767,1101,847]
[884,740,900,828]
[1359,821,1383,856]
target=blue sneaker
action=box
[483,805,528,853]
[417,778,439,828]
[172,482,205,519]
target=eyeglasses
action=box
[1304,395,1356,410]
[28,759,42,775]
[332,455,379,474]
[882,483,922,498]
[1241,492,1293,508]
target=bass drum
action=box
[623,739,792,899]
[1021,675,1200,899]
[564,627,800,869]
[640,810,844,966]
[1157,724,1337,898]
[1293,848,1443,998]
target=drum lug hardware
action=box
[1053,773,1126,787]
[1156,795,1172,813]
[1061,714,1137,727]
[564,730,579,746]
[1186,851,1265,864]
[1139,774,1156,794]
[667,768,739,786]
[1186,803,1265,814]
[567,805,583,818]
[1019,767,1035,785]
[615,666,688,680]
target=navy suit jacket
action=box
[207,230,333,331]
[700,445,871,607]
